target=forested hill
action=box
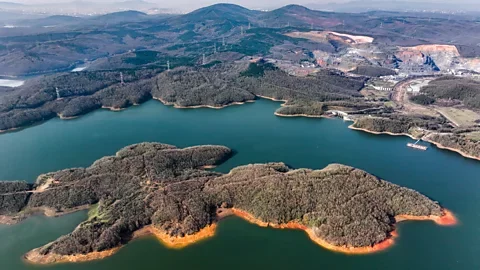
[1,3,480,76]
[0,142,445,263]
[0,62,368,132]
[416,76,480,110]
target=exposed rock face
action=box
[0,143,447,262]
[395,45,480,73]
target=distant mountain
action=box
[91,10,149,24]
[0,0,174,16]
[17,15,85,27]
[307,0,480,13]
[259,4,352,28]
[177,4,260,23]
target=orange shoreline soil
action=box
[230,208,457,255]
[22,207,457,264]
[23,224,217,265]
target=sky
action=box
[9,0,479,4]
[7,0,480,12]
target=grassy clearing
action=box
[436,107,480,127]
[466,132,480,141]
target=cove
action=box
[0,99,479,270]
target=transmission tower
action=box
[120,72,125,85]
[167,60,170,71]
[222,37,226,47]
[202,54,206,65]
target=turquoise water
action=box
[0,99,479,269]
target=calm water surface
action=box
[0,99,479,270]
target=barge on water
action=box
[407,140,428,151]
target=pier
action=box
[407,140,428,151]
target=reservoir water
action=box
[0,99,479,270]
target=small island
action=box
[0,143,455,264]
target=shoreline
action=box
[0,205,91,226]
[348,124,417,140]
[23,207,457,264]
[349,123,480,161]
[423,137,480,162]
[274,112,331,119]
[230,208,456,255]
[101,106,126,112]
[57,113,79,120]
[1,97,477,162]
[23,223,217,265]
[255,94,289,103]
[153,96,255,110]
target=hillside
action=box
[0,142,451,263]
[0,62,368,132]
[1,4,480,76]
[419,76,480,110]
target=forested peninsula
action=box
[0,143,455,264]
[0,61,367,133]
[0,61,478,160]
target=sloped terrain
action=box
[0,142,447,263]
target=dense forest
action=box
[352,114,450,135]
[0,142,444,262]
[410,94,436,105]
[426,133,480,158]
[419,76,480,109]
[0,62,368,131]
[351,66,397,77]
